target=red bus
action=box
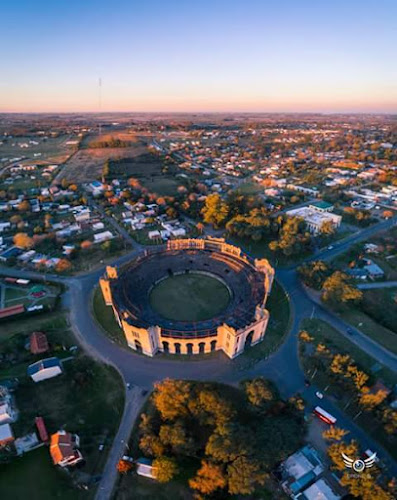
[313,406,337,425]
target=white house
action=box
[0,403,16,424]
[27,357,63,383]
[136,457,156,479]
[94,231,114,244]
[0,423,14,445]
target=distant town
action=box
[0,113,396,500]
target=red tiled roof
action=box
[50,432,74,465]
[35,416,49,442]
[30,331,49,354]
[0,304,25,319]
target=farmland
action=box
[0,134,77,167]
[56,135,162,184]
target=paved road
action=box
[357,281,397,289]
[96,387,147,500]
[1,216,396,497]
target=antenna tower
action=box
[98,77,102,136]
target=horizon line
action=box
[0,110,396,116]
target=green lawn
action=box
[0,447,80,500]
[92,287,127,346]
[235,181,262,195]
[233,280,291,370]
[338,307,397,355]
[0,311,67,343]
[149,273,230,321]
[141,176,180,196]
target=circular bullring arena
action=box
[99,238,275,358]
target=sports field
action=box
[149,273,230,321]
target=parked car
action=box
[316,391,324,399]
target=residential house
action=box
[50,430,83,467]
[0,402,16,424]
[136,457,156,479]
[296,478,341,500]
[0,423,14,446]
[30,331,49,355]
[281,445,324,498]
[27,357,63,383]
[93,231,114,244]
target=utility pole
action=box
[98,77,102,136]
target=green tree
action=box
[244,378,274,407]
[227,456,267,495]
[159,421,196,455]
[298,261,332,290]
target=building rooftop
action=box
[27,357,61,376]
[310,200,333,210]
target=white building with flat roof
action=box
[286,205,341,235]
[296,478,341,500]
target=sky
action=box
[1,0,396,113]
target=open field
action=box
[80,131,136,148]
[338,306,397,354]
[0,134,77,166]
[55,148,139,183]
[149,273,230,321]
[107,152,163,180]
[56,135,169,184]
[92,287,126,347]
[0,447,80,500]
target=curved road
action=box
[1,216,396,497]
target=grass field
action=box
[0,134,76,165]
[92,287,127,347]
[233,280,291,369]
[149,273,230,321]
[140,175,180,196]
[338,307,397,355]
[0,311,67,343]
[0,447,80,500]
